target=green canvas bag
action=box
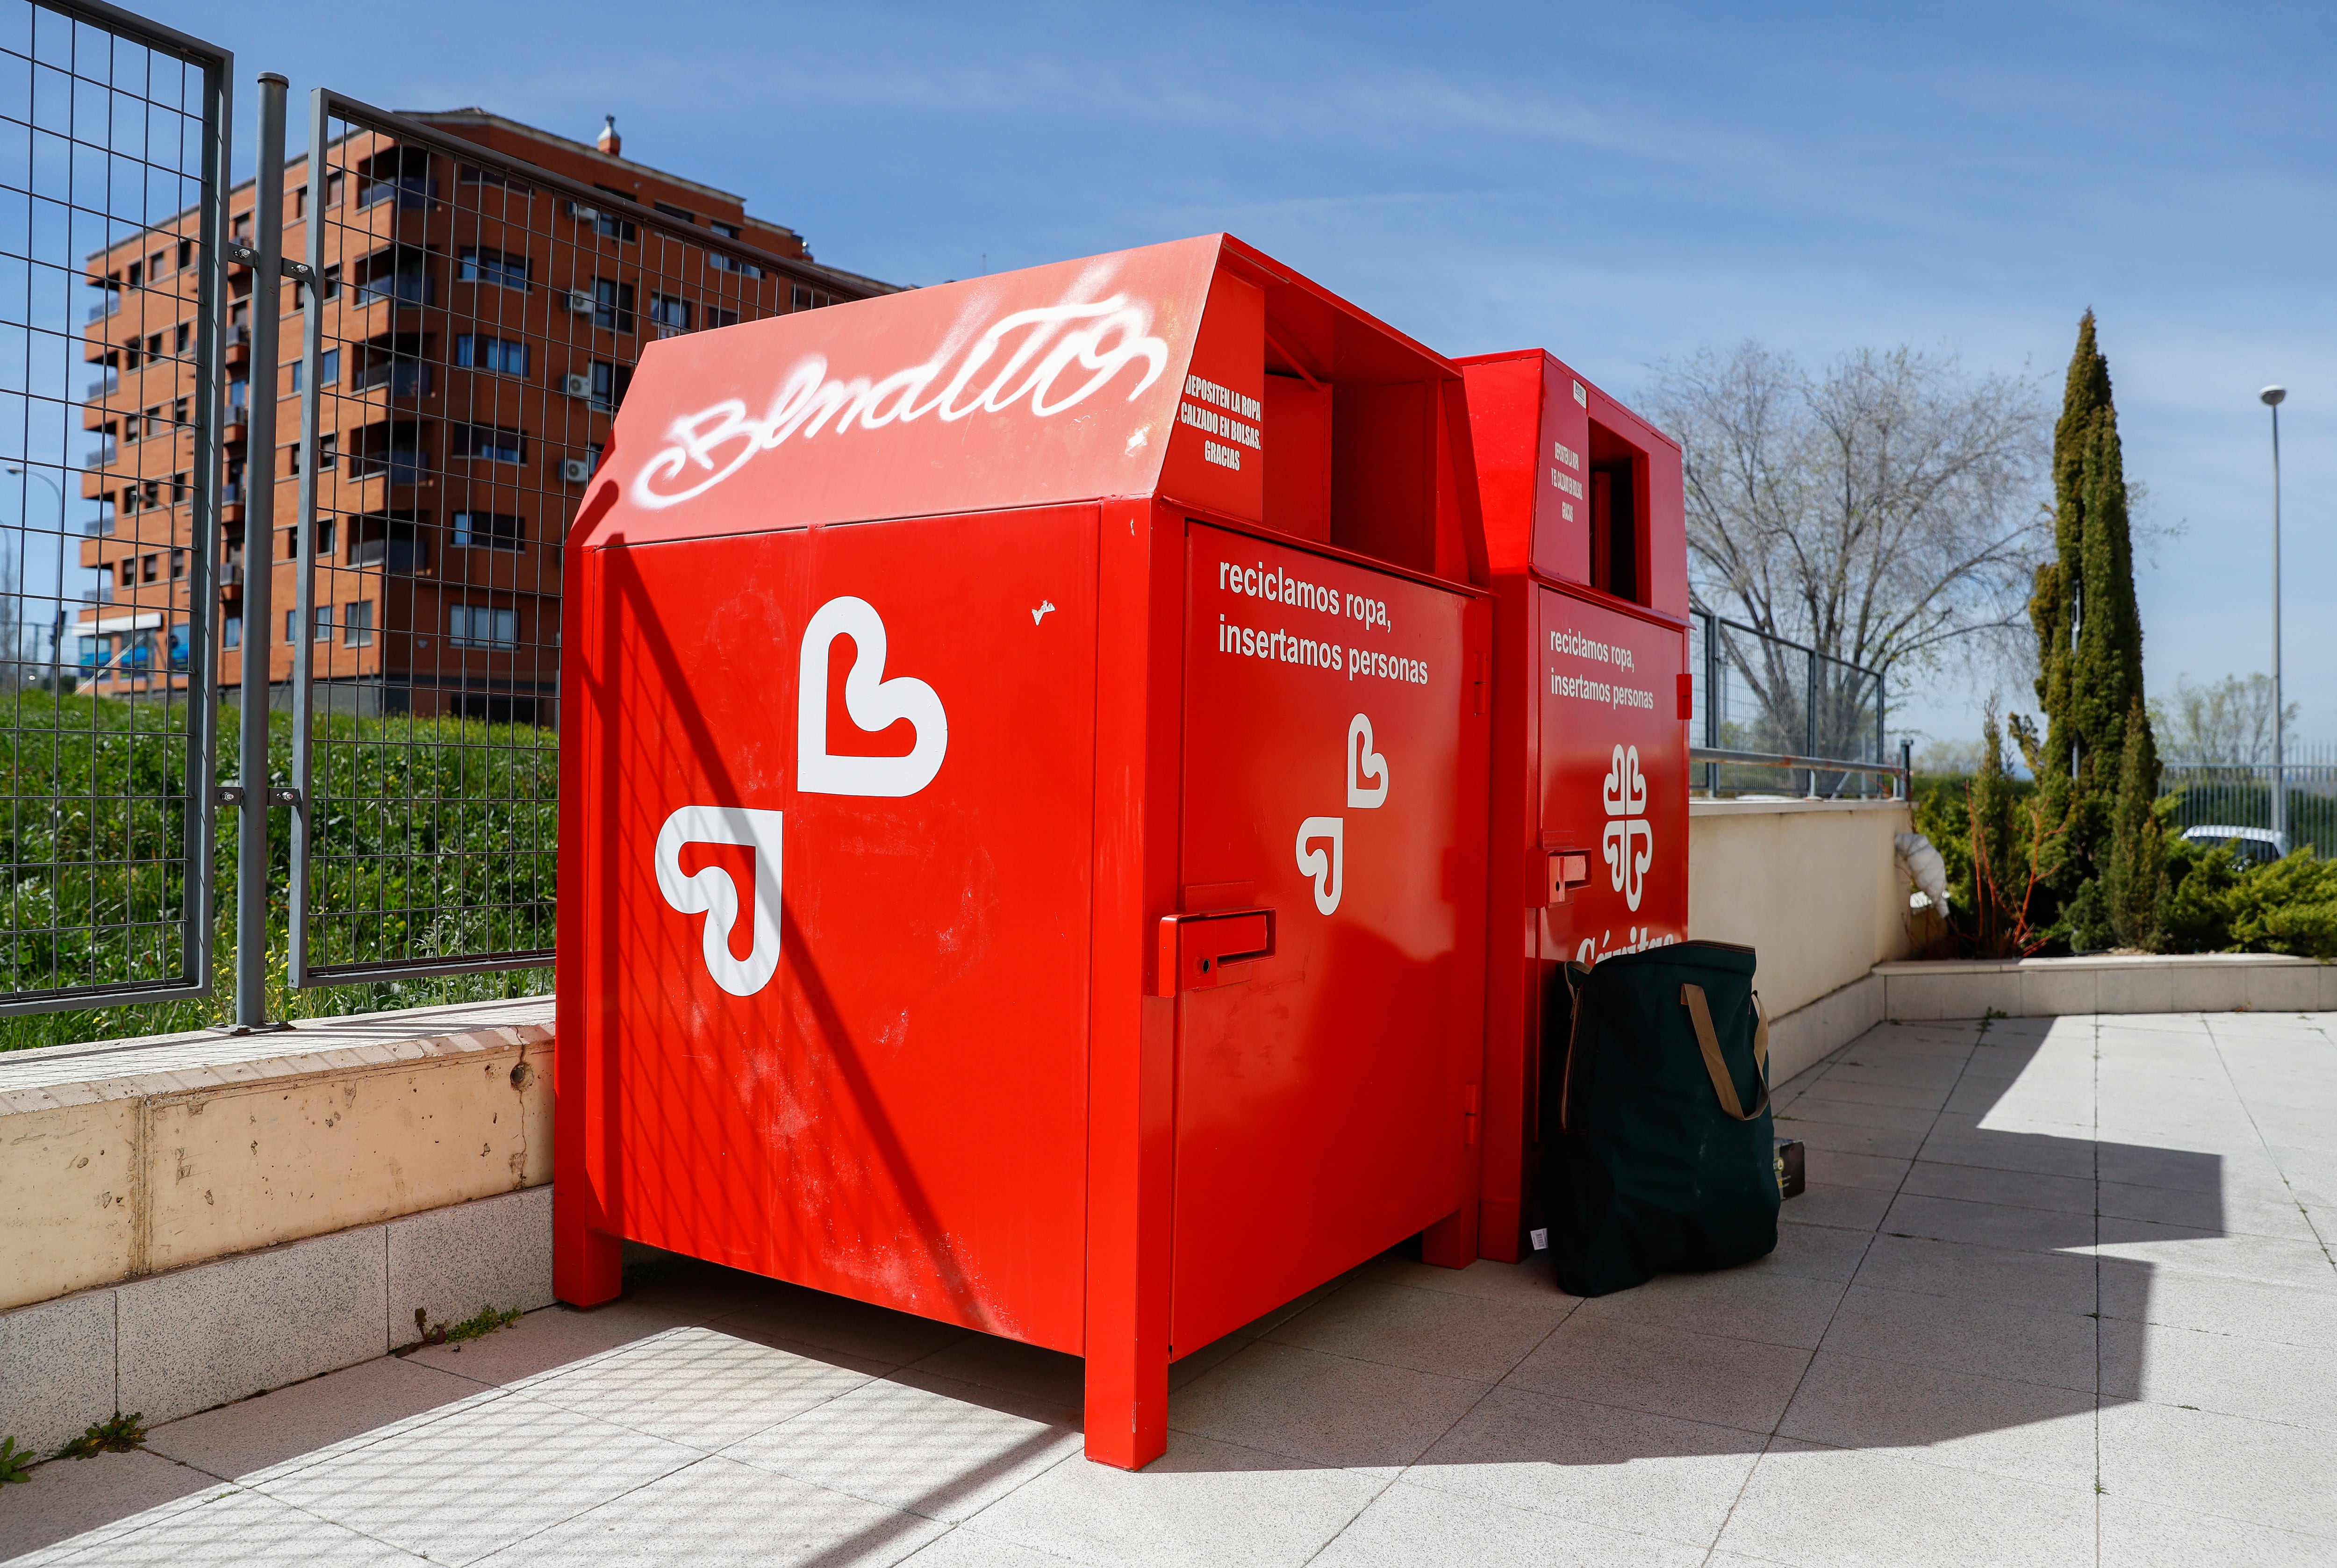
[1539,940,1778,1297]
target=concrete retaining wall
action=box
[0,1187,553,1452]
[1876,953,2337,1018]
[1689,797,1913,1078]
[0,1000,553,1312]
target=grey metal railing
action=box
[2163,747,2337,859]
[284,91,879,985]
[1689,609,1901,798]
[0,0,228,1017]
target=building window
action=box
[448,603,517,648]
[173,322,188,352]
[173,397,188,424]
[458,247,530,290]
[648,294,690,332]
[222,614,241,649]
[318,433,337,472]
[171,548,185,580]
[707,254,762,279]
[314,603,333,641]
[652,200,695,224]
[706,306,740,329]
[292,185,306,219]
[288,348,339,392]
[450,423,525,464]
[566,201,637,242]
[455,335,528,376]
[324,171,343,207]
[284,609,294,642]
[452,511,523,550]
[142,552,158,582]
[588,361,631,412]
[593,278,634,332]
[457,162,534,195]
[315,519,336,559]
[792,285,835,311]
[172,472,187,503]
[342,601,374,646]
[176,238,193,269]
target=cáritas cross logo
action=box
[1602,744,1652,912]
[631,293,1171,510]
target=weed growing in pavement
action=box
[55,1412,144,1460]
[399,1303,523,1353]
[0,1436,32,1482]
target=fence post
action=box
[1804,646,1818,798]
[233,72,291,1029]
[1702,611,1717,796]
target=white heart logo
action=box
[1295,816,1344,916]
[797,595,948,797]
[655,806,785,996]
[1346,713,1388,809]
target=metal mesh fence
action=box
[1690,609,1892,798]
[0,0,223,1013]
[2163,746,2337,859]
[287,93,821,982]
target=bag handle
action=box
[1679,982,1771,1121]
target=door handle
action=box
[1541,850,1591,907]
[1157,909,1276,996]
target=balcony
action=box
[84,508,115,537]
[83,440,116,469]
[350,537,429,573]
[352,361,431,399]
[225,323,249,370]
[85,368,119,400]
[223,420,247,447]
[352,274,432,310]
[85,289,122,323]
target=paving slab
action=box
[1717,1437,2098,1568]
[722,1374,1080,1523]
[1405,1382,1764,1547]
[1168,1340,1489,1468]
[1308,1476,1707,1567]
[1262,1278,1567,1382]
[469,1454,945,1568]
[1505,1312,1812,1434]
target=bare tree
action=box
[1646,343,2052,700]
[2152,673,2296,763]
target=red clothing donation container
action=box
[555,235,1492,1469]
[1455,351,1692,1262]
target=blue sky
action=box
[168,0,2336,746]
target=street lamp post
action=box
[2261,385,2287,849]
[5,463,66,689]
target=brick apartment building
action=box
[77,109,893,721]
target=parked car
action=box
[2179,825,2289,865]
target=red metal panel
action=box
[1535,586,1691,968]
[565,507,1100,1352]
[1170,522,1479,1351]
[588,239,1223,547]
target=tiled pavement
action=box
[6,1010,2335,1566]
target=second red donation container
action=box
[556,235,1491,1468]
[1458,350,1693,1262]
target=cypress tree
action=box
[2103,697,2165,948]
[2029,311,2156,941]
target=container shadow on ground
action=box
[9,1012,2335,1567]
